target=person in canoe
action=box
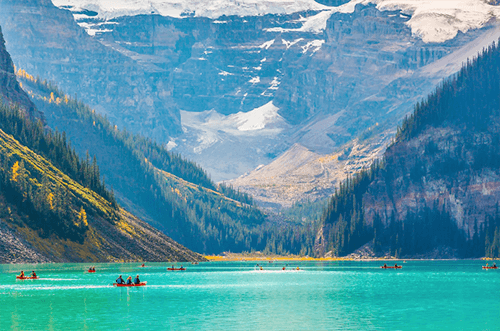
[383,263,388,268]
[141,263,145,268]
[116,275,125,284]
[134,275,141,285]
[394,264,398,268]
[126,276,133,285]
[19,271,25,278]
[31,271,37,278]
[296,267,300,270]
[494,263,497,268]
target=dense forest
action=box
[320,40,500,258]
[0,102,119,244]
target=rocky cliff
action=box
[0,26,42,120]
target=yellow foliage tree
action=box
[77,206,88,227]
[11,161,20,182]
[47,192,54,210]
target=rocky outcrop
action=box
[0,26,42,120]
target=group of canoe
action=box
[379,263,498,270]
[15,262,499,282]
[255,264,300,271]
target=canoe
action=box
[381,266,402,269]
[113,282,147,287]
[167,268,185,271]
[16,276,39,280]
[88,270,96,273]
[482,266,498,269]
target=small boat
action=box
[16,276,39,280]
[167,267,186,271]
[381,266,402,269]
[113,282,147,287]
[482,266,498,269]
[88,269,96,273]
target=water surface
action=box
[1,260,498,330]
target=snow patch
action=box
[259,39,275,50]
[166,140,177,151]
[269,77,280,90]
[302,40,325,54]
[219,70,234,76]
[229,101,282,131]
[282,38,304,49]
[249,77,261,84]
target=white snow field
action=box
[53,0,500,43]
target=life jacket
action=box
[116,277,123,284]
[126,279,132,284]
[134,277,140,284]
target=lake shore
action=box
[205,253,495,262]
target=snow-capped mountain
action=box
[54,0,500,43]
[1,0,499,208]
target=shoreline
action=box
[204,254,495,262]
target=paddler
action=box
[126,276,133,285]
[134,275,141,285]
[141,263,145,267]
[116,275,125,284]
[394,264,398,268]
[19,271,25,278]
[383,263,387,268]
[31,271,37,278]
[296,267,300,270]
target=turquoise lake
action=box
[1,260,499,330]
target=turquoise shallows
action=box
[1,260,499,330]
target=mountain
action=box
[0,26,203,263]
[3,0,499,188]
[315,40,500,258]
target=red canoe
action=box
[381,266,402,269]
[482,266,498,269]
[113,282,147,287]
[88,270,96,273]
[16,276,39,280]
[167,268,186,271]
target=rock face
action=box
[0,0,181,142]
[1,0,500,195]
[0,26,41,120]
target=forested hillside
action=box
[17,69,318,255]
[317,40,500,258]
[0,25,203,263]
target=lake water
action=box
[1,260,499,330]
